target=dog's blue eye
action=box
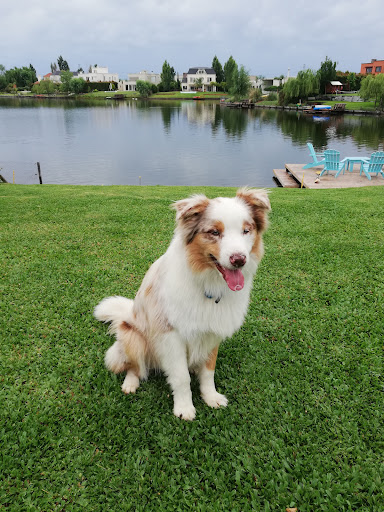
[209,230,220,236]
[243,229,250,234]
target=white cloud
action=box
[1,0,383,77]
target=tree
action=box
[4,66,37,89]
[194,77,203,91]
[160,60,176,92]
[32,79,56,95]
[60,70,73,93]
[249,87,262,103]
[69,77,85,94]
[212,55,224,83]
[281,69,319,104]
[50,62,58,73]
[0,64,6,90]
[57,55,70,71]
[224,56,237,91]
[136,80,153,98]
[317,56,337,94]
[360,74,384,109]
[230,65,251,100]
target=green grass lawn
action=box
[1,185,383,511]
[80,91,225,100]
[322,100,378,111]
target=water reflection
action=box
[0,97,383,186]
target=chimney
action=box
[371,59,377,63]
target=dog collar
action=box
[204,291,222,304]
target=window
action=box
[375,66,382,72]
[366,67,373,74]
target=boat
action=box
[303,104,346,115]
[193,95,204,100]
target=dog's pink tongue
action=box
[222,268,244,291]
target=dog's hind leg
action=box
[198,346,228,409]
[121,367,141,394]
[106,320,148,394]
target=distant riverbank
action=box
[0,91,225,101]
[1,91,382,113]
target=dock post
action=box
[36,162,43,184]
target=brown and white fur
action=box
[94,188,270,420]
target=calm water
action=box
[1,97,384,186]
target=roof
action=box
[187,67,215,75]
[330,81,343,86]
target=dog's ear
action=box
[236,187,271,233]
[171,195,210,243]
[172,195,210,221]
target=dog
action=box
[94,187,270,420]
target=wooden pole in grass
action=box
[36,162,43,184]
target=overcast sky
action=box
[1,0,383,79]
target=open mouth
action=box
[210,255,244,292]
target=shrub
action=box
[249,88,262,102]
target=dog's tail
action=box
[94,296,134,332]
[94,296,147,378]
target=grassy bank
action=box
[256,99,379,112]
[82,91,225,100]
[1,185,383,511]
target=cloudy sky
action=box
[1,0,383,79]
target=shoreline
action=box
[1,93,382,114]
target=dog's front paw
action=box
[121,373,140,394]
[202,391,228,409]
[173,400,196,421]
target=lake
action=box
[1,97,384,187]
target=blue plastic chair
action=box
[319,150,347,178]
[360,151,384,180]
[303,143,325,169]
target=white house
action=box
[181,67,217,92]
[119,71,161,91]
[249,73,294,92]
[76,66,118,83]
[43,66,118,84]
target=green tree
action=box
[360,74,384,109]
[160,60,176,92]
[136,80,153,98]
[194,77,203,91]
[317,56,337,94]
[212,55,224,83]
[32,80,56,95]
[224,56,237,91]
[281,69,319,104]
[57,55,70,71]
[69,78,85,94]
[4,65,37,89]
[249,87,262,102]
[60,70,73,93]
[230,65,251,100]
[0,64,6,90]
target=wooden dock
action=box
[273,164,384,189]
[273,169,300,188]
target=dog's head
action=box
[172,188,271,291]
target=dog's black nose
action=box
[230,253,246,268]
